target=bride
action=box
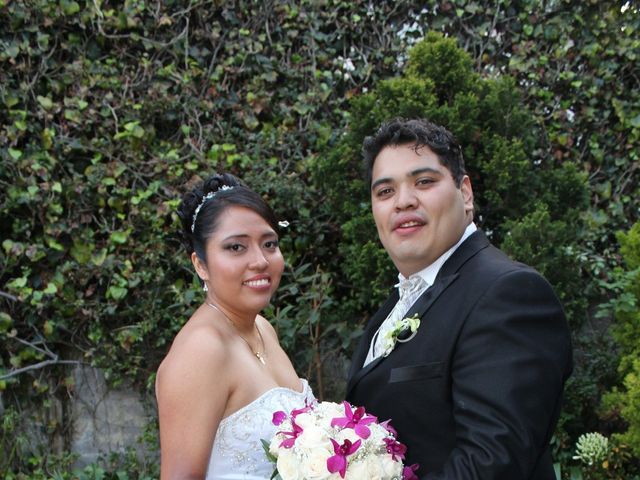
[155,173,314,479]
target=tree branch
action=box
[0,359,82,381]
[0,290,18,302]
[2,334,84,380]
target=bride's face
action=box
[196,205,284,314]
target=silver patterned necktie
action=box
[364,275,427,366]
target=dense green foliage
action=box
[1,0,638,477]
[312,31,588,326]
[603,223,640,457]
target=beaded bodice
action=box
[206,379,314,479]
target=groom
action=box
[346,118,572,479]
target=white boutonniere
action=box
[381,313,421,357]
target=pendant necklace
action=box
[205,302,267,365]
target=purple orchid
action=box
[383,437,407,461]
[380,419,398,437]
[290,403,313,418]
[330,401,377,439]
[326,438,362,478]
[272,401,315,447]
[272,410,287,426]
[277,419,303,448]
[403,463,420,480]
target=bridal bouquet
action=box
[264,400,419,480]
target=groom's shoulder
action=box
[463,235,544,281]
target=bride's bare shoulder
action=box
[256,314,278,338]
[157,309,230,382]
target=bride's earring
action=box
[203,282,208,292]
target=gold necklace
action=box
[205,302,267,365]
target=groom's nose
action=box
[395,184,418,210]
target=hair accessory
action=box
[191,185,234,232]
[278,220,290,228]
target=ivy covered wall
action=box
[1,0,638,477]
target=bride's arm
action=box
[156,325,229,480]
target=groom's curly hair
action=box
[362,118,466,188]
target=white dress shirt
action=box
[363,223,477,367]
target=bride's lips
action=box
[392,215,426,235]
[243,274,272,290]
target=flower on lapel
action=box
[381,313,421,358]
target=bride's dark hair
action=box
[177,172,279,263]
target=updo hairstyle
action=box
[177,173,279,264]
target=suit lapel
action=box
[437,229,490,278]
[348,292,398,382]
[405,273,458,322]
[400,229,492,322]
[346,273,460,396]
[346,230,492,397]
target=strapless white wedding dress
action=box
[206,379,315,479]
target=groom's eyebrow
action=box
[410,167,441,177]
[371,167,441,191]
[371,177,392,191]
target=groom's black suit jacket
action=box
[346,230,572,480]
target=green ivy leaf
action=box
[110,230,130,244]
[64,109,81,122]
[0,312,13,333]
[7,277,27,289]
[71,241,94,264]
[61,0,81,15]
[4,94,19,108]
[46,238,65,251]
[41,128,54,149]
[108,285,128,300]
[37,95,54,110]
[92,248,108,266]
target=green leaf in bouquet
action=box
[260,439,281,479]
[261,438,277,463]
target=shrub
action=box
[603,222,640,457]
[312,32,589,327]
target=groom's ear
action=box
[460,175,474,218]
[191,252,209,283]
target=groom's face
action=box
[370,143,473,277]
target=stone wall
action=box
[70,364,154,468]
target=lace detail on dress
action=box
[206,379,314,480]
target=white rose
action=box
[346,457,389,480]
[294,411,314,428]
[300,448,333,480]
[314,401,341,420]
[336,427,361,445]
[296,425,329,450]
[367,424,386,443]
[380,453,403,478]
[343,459,369,480]
[277,450,303,480]
[324,402,345,417]
[269,434,282,456]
